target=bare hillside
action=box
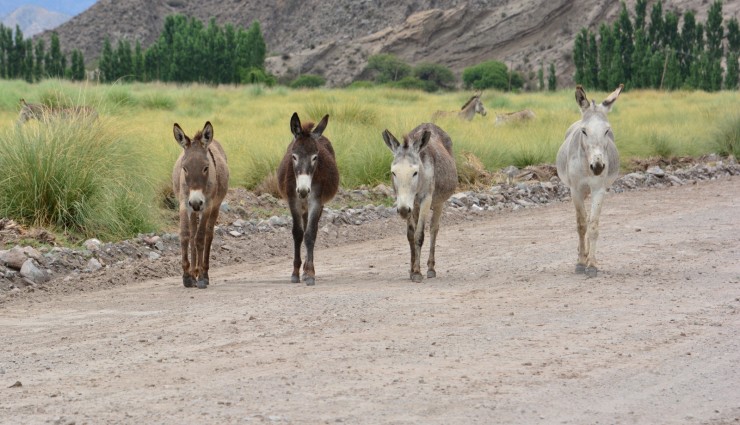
[37,0,739,87]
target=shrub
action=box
[413,62,456,90]
[713,114,740,158]
[0,117,159,240]
[290,74,326,89]
[363,54,412,83]
[388,76,437,92]
[346,80,374,89]
[240,67,276,86]
[462,60,523,91]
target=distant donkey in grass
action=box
[382,123,457,282]
[432,92,487,121]
[17,98,98,125]
[556,84,623,278]
[172,121,229,288]
[277,113,339,286]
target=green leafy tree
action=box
[462,60,522,91]
[537,61,544,90]
[573,28,588,85]
[413,62,456,90]
[725,17,740,89]
[547,63,557,91]
[704,0,724,91]
[598,23,615,90]
[70,49,85,81]
[99,37,114,82]
[34,39,45,80]
[363,54,412,83]
[46,33,64,78]
[23,39,34,82]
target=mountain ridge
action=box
[34,0,738,87]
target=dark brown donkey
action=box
[277,113,339,286]
[172,121,229,288]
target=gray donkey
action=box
[382,123,458,282]
[556,84,623,277]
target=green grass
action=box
[0,112,160,241]
[0,79,737,240]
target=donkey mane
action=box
[192,130,204,141]
[459,95,478,111]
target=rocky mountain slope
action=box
[37,0,738,87]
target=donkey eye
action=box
[292,154,298,162]
[182,167,188,175]
[413,171,418,177]
[203,166,209,173]
[391,172,396,177]
[311,155,318,162]
[581,128,587,136]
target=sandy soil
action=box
[1,178,739,425]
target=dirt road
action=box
[1,178,739,424]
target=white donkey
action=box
[382,123,458,282]
[556,84,623,277]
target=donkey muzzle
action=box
[296,174,312,199]
[397,205,411,219]
[590,162,605,176]
[188,190,206,212]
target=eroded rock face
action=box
[40,0,733,88]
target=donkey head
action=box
[474,93,487,117]
[174,121,214,212]
[382,129,431,219]
[575,84,623,176]
[289,112,329,199]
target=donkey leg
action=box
[289,203,304,283]
[301,198,323,286]
[196,209,219,289]
[406,216,417,280]
[426,203,444,278]
[585,189,607,278]
[572,188,589,273]
[193,213,210,289]
[179,208,195,288]
[411,198,432,283]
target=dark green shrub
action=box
[363,54,412,83]
[388,76,437,92]
[290,74,326,89]
[413,62,456,90]
[462,60,523,91]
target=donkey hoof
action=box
[183,275,196,288]
[304,276,316,286]
[196,278,209,289]
[575,264,586,274]
[427,270,437,278]
[291,275,300,283]
[411,273,424,283]
[585,266,598,278]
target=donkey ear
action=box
[382,129,400,152]
[290,112,302,137]
[600,84,624,112]
[201,121,214,146]
[575,85,591,111]
[313,114,329,137]
[173,123,190,148]
[19,98,26,106]
[415,130,432,152]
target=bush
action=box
[713,114,740,158]
[462,60,523,91]
[413,62,456,90]
[240,67,276,86]
[363,54,412,83]
[346,80,375,89]
[0,117,159,240]
[388,76,437,92]
[290,74,326,89]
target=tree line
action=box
[573,0,740,91]
[0,24,85,82]
[98,14,268,84]
[0,14,268,85]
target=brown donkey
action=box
[172,121,229,288]
[277,113,339,286]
